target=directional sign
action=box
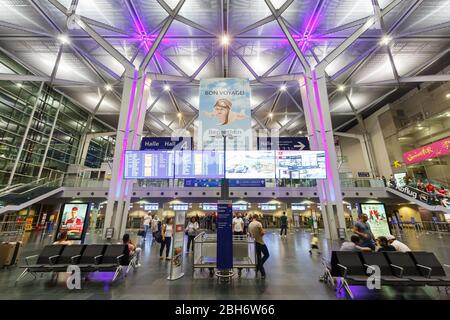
[257,137,310,150]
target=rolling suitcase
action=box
[0,242,22,267]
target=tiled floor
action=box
[0,228,449,300]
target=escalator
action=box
[386,185,450,213]
[0,178,64,215]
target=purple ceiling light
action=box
[126,1,153,51]
[298,1,326,52]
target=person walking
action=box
[249,214,270,279]
[280,212,288,238]
[186,217,199,254]
[232,213,244,235]
[352,214,376,251]
[151,215,160,244]
[309,233,321,255]
[142,213,152,241]
[160,217,173,260]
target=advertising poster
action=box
[217,201,233,269]
[57,203,89,241]
[360,203,391,238]
[25,217,33,232]
[168,211,186,280]
[198,78,252,151]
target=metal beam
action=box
[318,0,404,70]
[73,16,134,71]
[229,46,260,80]
[156,0,215,36]
[236,0,294,35]
[360,75,450,85]
[140,0,186,71]
[47,0,131,35]
[265,0,310,72]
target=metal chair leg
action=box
[16,269,29,282]
[342,279,354,299]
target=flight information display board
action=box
[174,150,224,178]
[275,150,326,179]
[124,151,174,179]
[225,150,275,179]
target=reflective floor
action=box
[0,228,449,300]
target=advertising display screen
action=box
[360,203,391,238]
[275,150,326,179]
[58,203,89,241]
[225,150,275,179]
[124,151,174,179]
[174,150,224,178]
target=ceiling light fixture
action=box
[279,85,287,91]
[105,84,112,91]
[177,112,182,118]
[221,34,230,46]
[58,34,70,44]
[380,35,392,45]
[269,112,273,118]
[16,83,23,88]
[446,93,450,99]
[163,85,170,91]
[337,84,346,92]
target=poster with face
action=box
[360,203,391,238]
[59,203,89,240]
[198,78,252,151]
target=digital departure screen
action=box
[174,150,224,178]
[225,150,275,179]
[124,151,174,179]
[275,150,326,179]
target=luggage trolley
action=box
[0,222,25,268]
[193,232,257,278]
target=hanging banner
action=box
[168,211,186,280]
[217,201,233,269]
[198,78,252,150]
[402,137,450,165]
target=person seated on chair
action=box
[122,233,141,268]
[376,236,396,252]
[53,230,73,245]
[340,235,372,252]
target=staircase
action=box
[0,178,64,215]
[386,185,450,213]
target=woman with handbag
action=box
[160,217,173,260]
[186,217,199,254]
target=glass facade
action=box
[0,52,114,187]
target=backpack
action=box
[154,230,162,243]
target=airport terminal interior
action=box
[0,0,449,301]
